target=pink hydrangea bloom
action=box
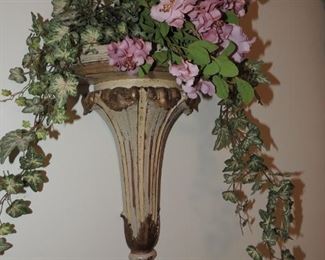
[182,84,200,99]
[188,0,232,44]
[198,80,215,96]
[201,22,233,44]
[169,60,199,87]
[150,0,197,28]
[107,37,153,73]
[188,0,223,34]
[169,60,199,98]
[182,79,216,99]
[222,24,255,62]
[221,0,247,17]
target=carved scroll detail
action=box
[82,86,183,113]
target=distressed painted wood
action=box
[75,58,192,260]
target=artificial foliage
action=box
[0,0,295,259]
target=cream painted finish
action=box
[0,1,324,260]
[77,62,191,259]
[93,88,188,236]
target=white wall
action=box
[0,0,324,260]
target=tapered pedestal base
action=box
[75,57,193,259]
[129,250,157,260]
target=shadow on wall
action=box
[193,0,306,259]
[242,0,277,108]
[60,0,306,258]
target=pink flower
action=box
[107,37,153,73]
[169,60,199,98]
[188,0,223,34]
[188,0,233,44]
[198,80,215,96]
[169,60,199,87]
[222,24,255,62]
[183,84,200,99]
[221,0,247,17]
[201,22,233,44]
[182,79,216,99]
[150,0,197,28]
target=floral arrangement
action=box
[0,0,295,259]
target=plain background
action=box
[0,0,324,259]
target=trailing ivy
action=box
[212,62,295,259]
[0,0,296,258]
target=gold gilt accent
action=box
[76,61,193,260]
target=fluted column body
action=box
[76,59,191,259]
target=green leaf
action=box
[216,56,239,77]
[223,174,235,184]
[241,125,262,151]
[0,130,35,164]
[236,78,255,104]
[246,246,263,260]
[242,173,258,184]
[22,53,33,68]
[22,120,31,129]
[248,155,267,172]
[183,32,199,43]
[171,52,182,64]
[49,74,78,107]
[26,36,40,51]
[138,63,153,77]
[36,128,48,141]
[0,238,12,255]
[28,82,46,96]
[277,180,294,198]
[189,40,218,53]
[262,229,277,246]
[1,89,12,97]
[81,26,101,44]
[222,191,238,204]
[229,112,248,131]
[226,11,239,25]
[6,200,32,218]
[203,61,220,77]
[45,22,69,45]
[138,0,149,7]
[22,171,48,192]
[15,97,27,107]
[8,67,26,84]
[31,12,44,35]
[52,37,78,65]
[22,104,44,114]
[212,120,231,150]
[0,223,16,236]
[159,22,170,37]
[52,0,69,16]
[281,249,295,260]
[244,61,271,85]
[117,22,128,34]
[173,30,184,41]
[188,46,210,66]
[259,209,274,230]
[50,107,69,124]
[251,181,262,194]
[223,157,244,172]
[153,51,168,65]
[0,175,25,195]
[19,147,45,170]
[212,75,229,99]
[22,97,44,115]
[222,41,237,57]
[154,30,164,46]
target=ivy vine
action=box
[0,0,296,259]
